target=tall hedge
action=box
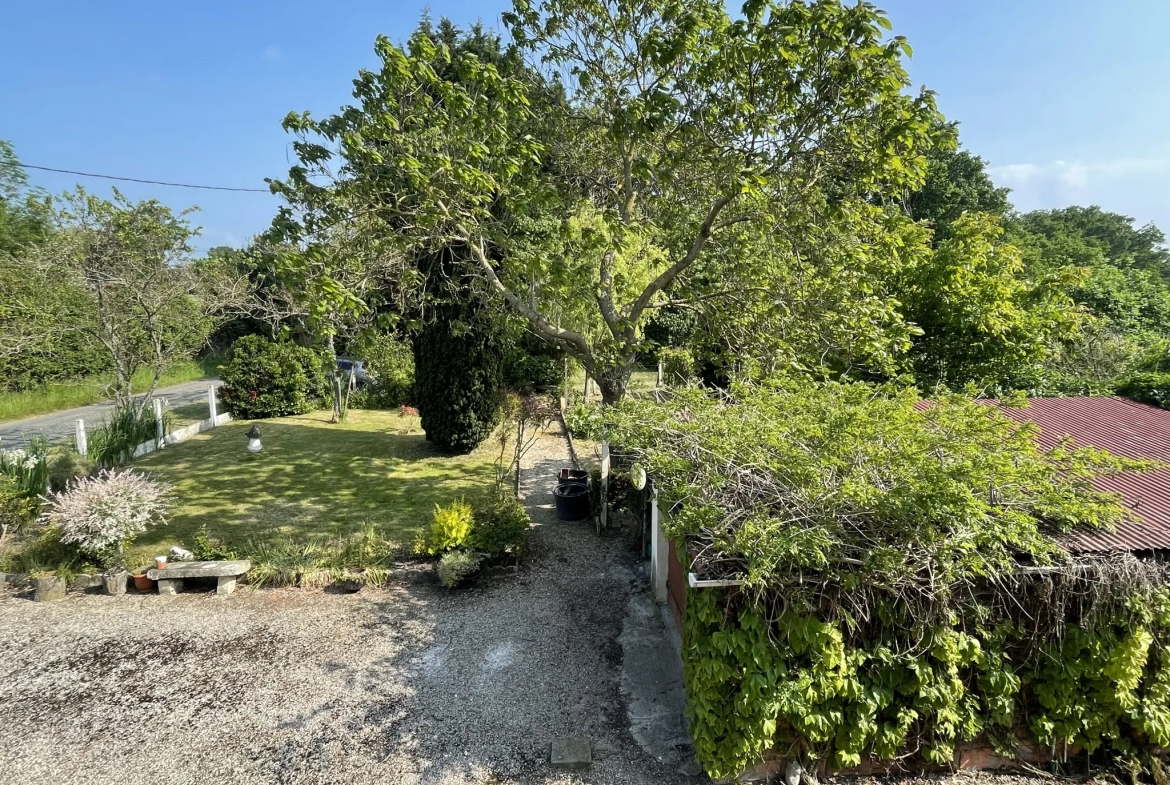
[218,335,327,419]
[413,305,504,454]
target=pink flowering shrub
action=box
[399,405,419,418]
[40,469,172,564]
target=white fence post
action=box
[208,385,218,422]
[657,359,664,389]
[75,418,88,458]
[153,398,165,446]
[599,441,610,535]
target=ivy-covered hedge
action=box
[607,382,1167,778]
[218,335,327,419]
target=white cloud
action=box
[988,157,1170,229]
[264,45,282,62]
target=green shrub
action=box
[471,488,531,558]
[348,331,415,409]
[659,347,695,385]
[422,499,474,555]
[218,335,327,419]
[437,549,482,588]
[192,524,238,560]
[413,310,504,454]
[503,349,561,395]
[0,525,94,578]
[563,401,602,440]
[1117,372,1170,409]
[0,474,36,533]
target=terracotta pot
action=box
[133,574,155,592]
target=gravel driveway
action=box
[0,424,695,785]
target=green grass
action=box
[0,355,222,423]
[127,409,501,566]
[565,365,659,400]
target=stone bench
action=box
[146,560,251,596]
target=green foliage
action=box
[0,525,96,578]
[437,549,482,588]
[219,335,327,419]
[897,212,1085,389]
[1117,373,1170,409]
[422,499,475,556]
[0,435,50,500]
[606,381,1157,776]
[563,400,602,440]
[907,127,1011,245]
[88,406,168,468]
[0,140,52,257]
[272,0,942,403]
[240,525,399,588]
[503,347,561,395]
[0,473,37,532]
[659,347,695,386]
[347,331,415,409]
[643,306,698,354]
[470,487,531,558]
[413,307,504,454]
[192,524,238,561]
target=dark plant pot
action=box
[132,574,155,592]
[104,571,128,596]
[32,575,67,602]
[558,468,589,487]
[554,483,592,522]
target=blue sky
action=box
[3,0,1168,252]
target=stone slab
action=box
[147,560,250,580]
[72,574,102,590]
[551,737,591,768]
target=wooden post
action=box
[657,359,664,388]
[562,357,569,405]
[75,419,87,458]
[207,385,218,422]
[153,398,165,446]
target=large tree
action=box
[10,189,247,412]
[272,0,943,403]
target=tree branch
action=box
[460,229,595,372]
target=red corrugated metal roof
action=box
[971,397,1170,553]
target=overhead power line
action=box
[15,163,272,193]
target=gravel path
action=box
[0,423,691,785]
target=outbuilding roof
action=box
[985,396,1170,553]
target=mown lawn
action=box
[128,409,501,563]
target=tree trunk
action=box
[597,364,633,406]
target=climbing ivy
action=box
[608,381,1169,778]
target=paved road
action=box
[0,379,223,446]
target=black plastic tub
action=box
[553,482,591,521]
[558,468,589,486]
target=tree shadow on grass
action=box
[130,411,502,555]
